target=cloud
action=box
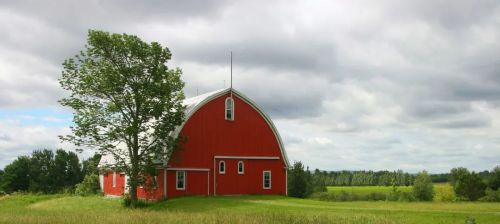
[1,1,500,172]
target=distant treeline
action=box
[312,169,414,186]
[0,149,101,194]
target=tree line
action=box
[287,161,500,202]
[312,169,414,187]
[0,149,101,194]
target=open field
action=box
[0,194,499,224]
[326,183,455,201]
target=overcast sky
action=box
[1,0,499,173]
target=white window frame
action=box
[112,171,117,188]
[238,161,244,174]
[219,160,226,174]
[225,97,234,121]
[263,171,271,189]
[176,171,186,190]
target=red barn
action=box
[98,88,289,199]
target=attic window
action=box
[225,97,234,121]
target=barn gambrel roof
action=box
[99,88,289,168]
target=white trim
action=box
[167,168,210,171]
[171,88,290,167]
[285,168,288,196]
[263,170,271,189]
[112,171,116,188]
[225,97,235,121]
[207,171,210,196]
[213,157,216,196]
[99,174,104,192]
[214,156,279,160]
[237,161,244,174]
[176,170,186,190]
[219,160,226,174]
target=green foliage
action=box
[488,166,500,190]
[288,161,308,198]
[319,170,413,186]
[0,169,3,191]
[1,156,31,192]
[0,149,84,194]
[75,174,100,196]
[479,188,500,202]
[413,170,434,201]
[82,154,102,176]
[450,167,486,201]
[59,29,185,207]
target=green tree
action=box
[288,161,308,198]
[451,167,486,201]
[75,174,100,196]
[82,154,102,176]
[59,30,185,207]
[489,166,500,191]
[412,170,434,201]
[29,149,54,193]
[0,169,3,191]
[1,156,31,193]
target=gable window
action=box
[219,161,226,174]
[263,171,271,189]
[238,161,244,174]
[225,97,234,120]
[112,171,117,188]
[176,171,185,190]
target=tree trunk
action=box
[129,178,138,208]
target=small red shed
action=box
[99,88,289,199]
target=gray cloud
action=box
[1,0,500,172]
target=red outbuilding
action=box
[98,88,289,199]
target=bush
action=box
[122,194,132,207]
[479,188,500,202]
[310,191,388,202]
[75,174,100,196]
[412,170,434,201]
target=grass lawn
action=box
[0,194,499,224]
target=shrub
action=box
[75,174,100,196]
[479,188,500,202]
[122,194,132,207]
[412,170,434,201]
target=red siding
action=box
[166,170,210,198]
[168,92,287,197]
[102,91,287,199]
[137,169,166,200]
[102,171,125,196]
[215,159,286,195]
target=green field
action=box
[326,183,455,201]
[1,194,499,224]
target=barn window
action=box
[219,161,226,174]
[176,171,185,190]
[112,171,117,188]
[238,161,244,174]
[263,171,271,189]
[225,97,234,121]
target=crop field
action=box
[0,193,499,224]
